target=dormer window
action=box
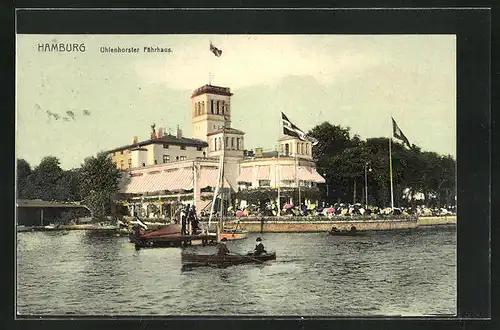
[163,144,169,149]
[180,146,186,150]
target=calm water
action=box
[16,227,456,316]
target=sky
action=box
[16,35,456,169]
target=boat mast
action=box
[207,121,226,240]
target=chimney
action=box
[176,125,182,138]
[133,136,138,144]
[158,127,164,137]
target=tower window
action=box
[226,137,229,149]
[214,138,217,151]
[231,137,235,149]
[216,101,220,114]
[236,138,240,150]
[163,144,169,149]
[210,100,214,114]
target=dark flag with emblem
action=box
[209,42,222,57]
[392,117,411,148]
[282,112,319,145]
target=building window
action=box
[216,101,220,114]
[163,155,170,163]
[180,145,186,150]
[120,150,124,155]
[214,138,217,151]
[163,144,169,149]
[296,142,300,154]
[231,137,235,149]
[210,100,214,114]
[142,162,145,167]
[285,143,290,156]
[128,159,132,168]
[120,160,124,169]
[179,156,187,161]
[259,180,270,187]
[306,144,309,155]
[154,159,158,164]
[201,101,205,114]
[225,137,229,149]
[218,137,222,150]
[236,138,240,150]
[197,147,203,151]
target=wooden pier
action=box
[133,233,218,249]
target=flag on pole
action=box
[209,42,222,57]
[281,112,319,145]
[392,117,411,148]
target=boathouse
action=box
[16,199,92,226]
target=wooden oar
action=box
[229,251,264,263]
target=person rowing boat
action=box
[217,237,230,256]
[253,237,267,256]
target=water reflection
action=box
[17,228,456,316]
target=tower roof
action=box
[191,84,233,98]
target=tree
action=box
[79,152,122,219]
[26,156,72,201]
[17,159,33,199]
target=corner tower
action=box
[191,84,232,142]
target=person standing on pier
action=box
[185,204,191,235]
[181,206,187,235]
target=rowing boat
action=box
[181,251,276,267]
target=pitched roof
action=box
[107,134,208,154]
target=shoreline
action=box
[17,215,456,233]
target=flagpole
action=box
[389,119,394,211]
[277,142,281,217]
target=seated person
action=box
[217,237,230,256]
[331,226,340,232]
[253,237,267,256]
[350,225,357,232]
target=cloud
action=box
[133,35,384,89]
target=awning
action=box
[310,168,326,183]
[199,167,232,189]
[279,166,295,181]
[120,169,194,194]
[167,169,194,191]
[297,167,316,181]
[256,166,270,180]
[236,167,253,183]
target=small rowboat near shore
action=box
[219,228,249,241]
[328,230,367,236]
[181,251,276,267]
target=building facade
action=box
[112,84,325,218]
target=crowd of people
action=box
[200,201,456,219]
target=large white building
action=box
[113,84,325,218]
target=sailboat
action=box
[207,121,248,242]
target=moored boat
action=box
[219,228,249,241]
[328,230,367,236]
[181,251,276,267]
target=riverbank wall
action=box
[417,215,456,226]
[232,218,417,233]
